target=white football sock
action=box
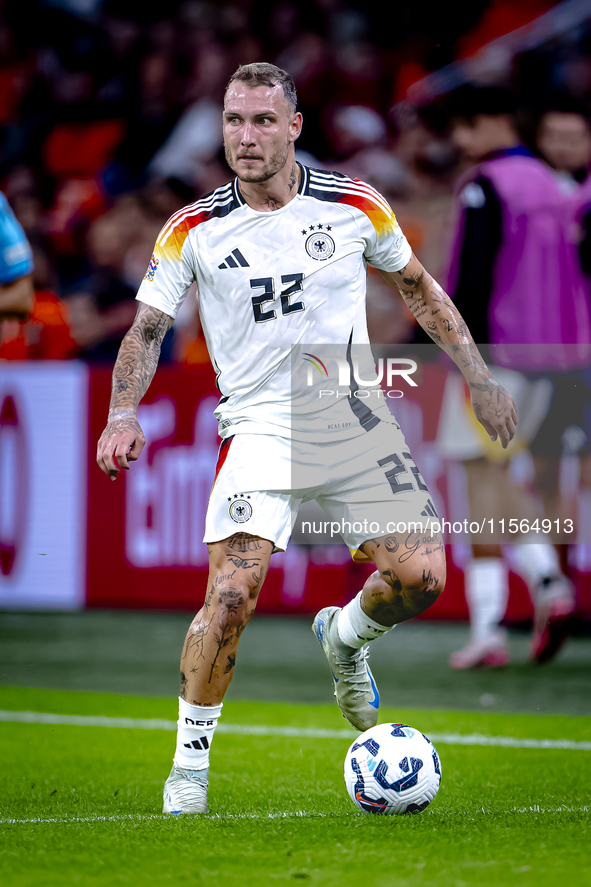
[511,542,561,602]
[465,558,508,643]
[173,697,223,771]
[337,590,393,649]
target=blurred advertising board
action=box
[0,362,87,609]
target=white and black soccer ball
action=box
[344,723,442,815]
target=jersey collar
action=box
[232,163,308,207]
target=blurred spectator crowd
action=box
[1,0,591,360]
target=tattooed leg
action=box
[358,532,446,625]
[180,534,273,706]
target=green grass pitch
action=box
[1,685,590,887]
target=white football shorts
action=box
[204,421,439,559]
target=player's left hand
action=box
[470,381,518,449]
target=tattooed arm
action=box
[379,254,518,449]
[96,302,173,479]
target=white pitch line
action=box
[1,710,590,751]
[0,806,588,826]
[0,812,326,825]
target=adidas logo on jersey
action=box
[218,248,249,269]
[421,499,438,518]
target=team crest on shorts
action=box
[303,224,335,261]
[228,494,253,523]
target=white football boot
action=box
[312,606,380,732]
[163,764,208,814]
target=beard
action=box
[225,139,291,183]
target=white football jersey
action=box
[136,165,412,441]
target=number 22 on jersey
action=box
[250,274,305,323]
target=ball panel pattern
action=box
[344,723,442,815]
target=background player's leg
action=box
[449,457,528,668]
[449,551,509,669]
[164,533,273,815]
[511,540,574,663]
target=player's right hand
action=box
[96,417,146,480]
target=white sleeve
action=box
[135,217,196,319]
[357,187,412,272]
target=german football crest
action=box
[303,224,335,261]
[228,494,253,523]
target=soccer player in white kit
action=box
[96,63,517,815]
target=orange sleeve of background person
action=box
[0,290,79,360]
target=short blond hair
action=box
[226,63,297,113]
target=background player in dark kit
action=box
[445,86,586,668]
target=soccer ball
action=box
[344,723,442,815]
